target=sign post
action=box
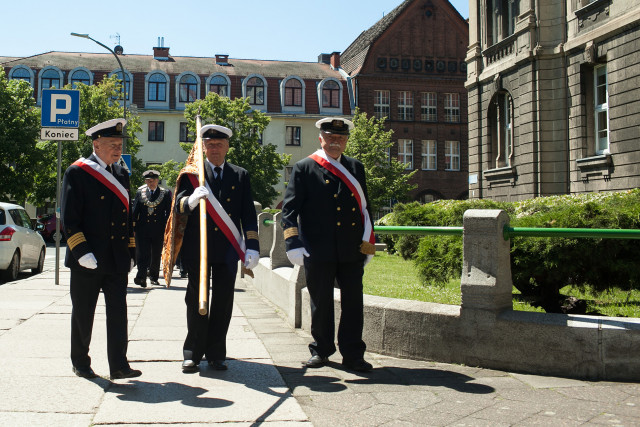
[41,89,80,285]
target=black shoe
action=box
[182,360,198,373]
[342,358,373,372]
[208,360,228,370]
[149,280,160,286]
[180,272,187,278]
[73,366,97,379]
[110,367,142,379]
[133,278,147,288]
[304,355,328,368]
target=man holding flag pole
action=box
[162,119,260,373]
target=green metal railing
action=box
[262,218,640,240]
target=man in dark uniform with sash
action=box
[281,117,376,372]
[175,124,260,372]
[133,169,172,287]
[61,118,142,380]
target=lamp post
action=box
[70,32,128,152]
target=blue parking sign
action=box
[41,89,80,128]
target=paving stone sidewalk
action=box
[0,248,638,426]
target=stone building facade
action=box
[466,0,640,201]
[341,0,470,207]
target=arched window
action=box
[41,69,61,89]
[209,75,228,97]
[148,73,167,102]
[110,70,131,101]
[489,91,514,168]
[179,74,198,103]
[10,67,32,83]
[322,80,340,108]
[284,79,302,107]
[70,69,91,88]
[246,77,265,105]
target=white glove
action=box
[188,186,210,210]
[286,247,310,266]
[244,249,260,270]
[364,254,374,267]
[78,252,97,269]
[130,259,135,272]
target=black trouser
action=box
[135,229,163,281]
[183,261,238,362]
[303,259,366,361]
[70,268,129,373]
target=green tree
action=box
[0,69,43,204]
[31,75,143,205]
[184,92,290,207]
[344,108,417,213]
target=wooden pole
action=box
[195,115,208,316]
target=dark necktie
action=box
[106,165,113,174]
[213,166,222,198]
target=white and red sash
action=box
[73,157,129,212]
[309,149,375,245]
[186,174,246,262]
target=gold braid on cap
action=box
[283,227,299,240]
[246,230,259,240]
[360,240,376,255]
[66,232,86,250]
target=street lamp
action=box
[70,32,128,152]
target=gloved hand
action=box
[286,247,310,266]
[364,254,374,267]
[188,186,210,210]
[78,252,97,269]
[244,249,260,270]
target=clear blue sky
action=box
[3,0,469,62]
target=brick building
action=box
[341,0,470,206]
[466,0,640,200]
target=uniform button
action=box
[351,193,354,197]
[334,194,338,198]
[111,222,114,226]
[352,222,356,226]
[227,198,231,202]
[215,227,219,231]
[337,207,341,211]
[122,209,126,213]
[121,236,125,240]
[325,179,330,184]
[228,213,232,217]
[100,196,105,200]
[122,223,126,226]
[337,222,341,226]
[352,207,356,211]
[111,236,114,240]
[232,186,235,190]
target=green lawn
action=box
[364,252,640,317]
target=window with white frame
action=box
[179,122,195,142]
[398,139,413,169]
[285,126,301,146]
[421,92,437,122]
[445,140,460,171]
[374,90,390,119]
[246,77,265,105]
[148,121,165,142]
[421,140,437,170]
[398,91,414,121]
[70,69,91,88]
[179,74,198,103]
[594,64,609,154]
[444,93,460,123]
[148,73,167,102]
[209,75,229,97]
[322,80,340,108]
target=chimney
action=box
[318,53,331,64]
[215,54,229,65]
[330,51,341,69]
[153,37,170,61]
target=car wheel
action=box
[32,248,45,274]
[2,251,20,282]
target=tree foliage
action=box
[0,69,43,204]
[31,75,143,206]
[184,93,290,207]
[344,108,417,213]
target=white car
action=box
[0,202,46,281]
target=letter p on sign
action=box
[50,94,72,122]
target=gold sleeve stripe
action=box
[283,227,299,240]
[129,237,136,248]
[67,232,86,250]
[246,231,259,240]
[179,197,188,213]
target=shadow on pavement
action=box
[107,380,233,408]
